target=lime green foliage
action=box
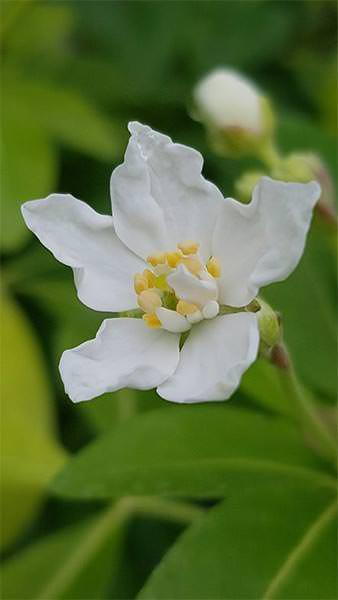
[1,292,67,550]
[1,0,337,597]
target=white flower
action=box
[21,122,320,404]
[193,68,263,133]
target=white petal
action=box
[59,318,180,403]
[156,307,191,333]
[213,177,320,307]
[110,122,224,261]
[167,264,218,307]
[21,194,146,312]
[157,312,259,403]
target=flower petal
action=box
[213,177,320,307]
[157,312,259,403]
[21,194,146,312]
[156,307,191,333]
[59,318,180,403]
[167,264,218,307]
[110,122,224,261]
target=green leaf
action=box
[264,226,336,401]
[3,69,125,162]
[2,2,73,63]
[241,358,296,419]
[51,406,332,500]
[139,477,337,600]
[1,292,67,549]
[1,503,126,599]
[1,112,57,251]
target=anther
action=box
[147,252,166,266]
[178,241,200,255]
[166,251,182,268]
[143,269,156,288]
[134,273,148,294]
[138,289,162,313]
[143,313,161,329]
[206,257,221,278]
[176,300,199,316]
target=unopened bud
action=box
[192,68,275,157]
[257,298,281,354]
[235,170,266,204]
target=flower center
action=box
[133,241,222,332]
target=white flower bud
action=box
[193,68,274,157]
[194,68,262,133]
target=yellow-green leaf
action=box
[1,291,67,549]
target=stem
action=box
[271,344,337,466]
[257,139,283,171]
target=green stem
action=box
[257,139,283,171]
[272,345,337,466]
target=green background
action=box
[1,1,337,598]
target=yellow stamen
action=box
[176,300,199,316]
[178,241,200,255]
[181,256,202,276]
[143,313,161,329]
[166,251,182,268]
[134,273,148,294]
[206,257,221,278]
[143,269,156,287]
[147,252,166,266]
[138,289,162,313]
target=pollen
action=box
[137,289,162,313]
[147,252,166,266]
[143,269,156,287]
[166,251,182,268]
[176,300,199,316]
[206,257,221,278]
[143,313,161,329]
[134,273,148,294]
[177,241,200,255]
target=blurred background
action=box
[1,1,337,598]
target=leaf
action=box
[264,226,336,401]
[1,112,57,251]
[139,476,337,599]
[0,504,126,599]
[51,406,332,500]
[241,358,296,419]
[1,292,67,550]
[3,68,125,162]
[2,2,73,63]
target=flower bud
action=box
[235,170,266,203]
[271,153,336,224]
[192,68,275,156]
[256,298,281,356]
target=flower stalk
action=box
[271,343,337,466]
